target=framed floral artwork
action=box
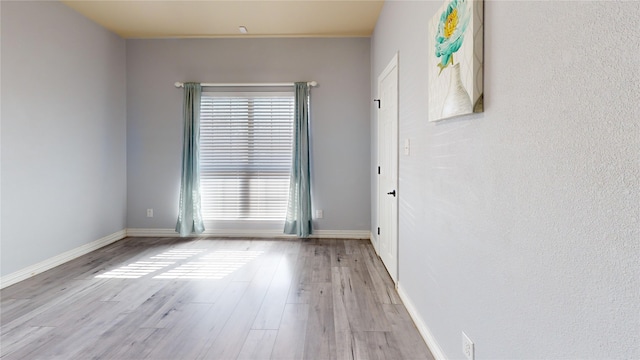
[428,0,484,122]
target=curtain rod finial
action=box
[309,81,318,87]
[175,82,183,88]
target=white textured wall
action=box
[126,38,371,231]
[1,1,127,277]
[371,1,640,358]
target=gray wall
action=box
[126,38,371,231]
[1,1,127,277]
[371,1,639,359]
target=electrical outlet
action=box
[146,208,153,218]
[315,210,323,219]
[462,332,474,360]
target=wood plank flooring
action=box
[1,238,434,360]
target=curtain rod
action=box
[174,81,317,88]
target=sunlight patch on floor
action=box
[150,249,205,260]
[95,261,175,279]
[94,249,263,280]
[153,250,264,280]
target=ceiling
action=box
[61,0,385,39]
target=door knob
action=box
[387,190,396,197]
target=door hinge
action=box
[377,166,380,175]
[373,99,381,109]
[377,227,380,235]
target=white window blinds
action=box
[199,92,294,221]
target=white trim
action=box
[126,228,179,237]
[312,230,371,239]
[175,81,318,88]
[397,283,447,360]
[0,229,127,289]
[379,52,399,85]
[126,228,371,240]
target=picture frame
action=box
[428,0,484,122]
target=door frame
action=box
[376,52,399,283]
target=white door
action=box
[377,54,399,283]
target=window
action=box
[199,92,294,221]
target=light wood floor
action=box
[1,237,434,360]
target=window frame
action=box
[198,91,295,226]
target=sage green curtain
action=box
[284,82,312,237]
[176,83,205,237]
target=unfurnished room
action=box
[1,0,639,359]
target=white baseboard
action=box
[312,230,371,239]
[126,228,371,240]
[0,229,127,289]
[397,283,447,360]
